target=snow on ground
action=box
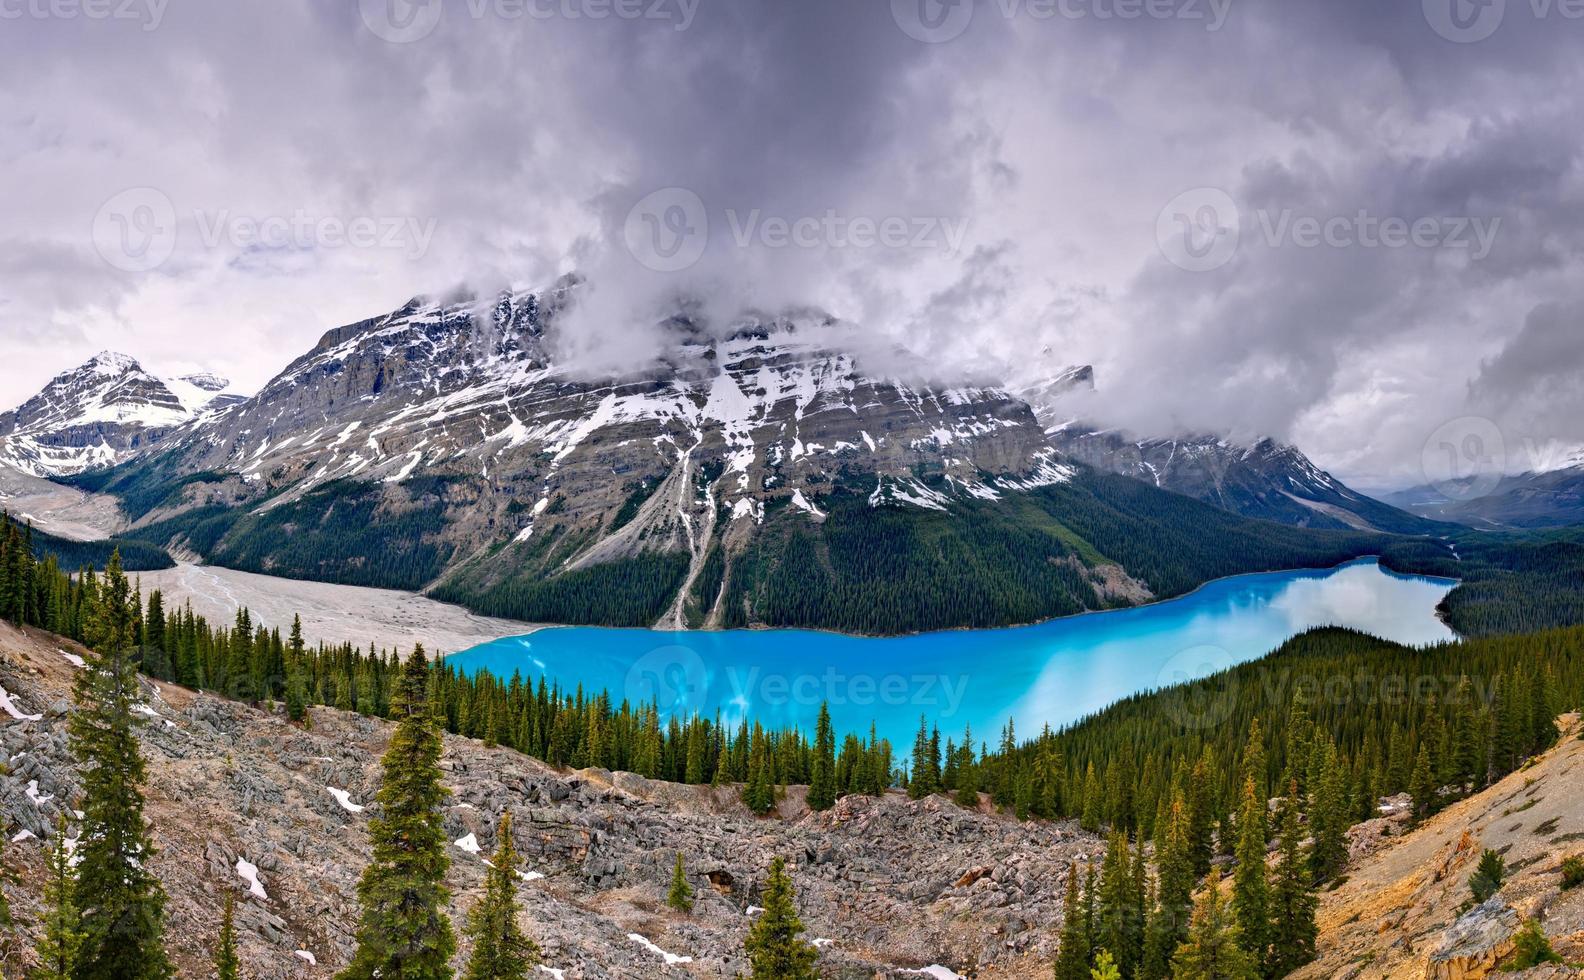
[454,833,481,854]
[537,967,566,980]
[139,563,540,655]
[519,869,545,882]
[326,787,365,813]
[235,858,268,900]
[812,938,833,948]
[59,649,85,668]
[11,829,35,843]
[25,780,52,806]
[745,905,765,916]
[627,933,693,965]
[0,686,42,721]
[294,950,317,965]
[902,967,966,980]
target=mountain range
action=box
[2,279,1467,633]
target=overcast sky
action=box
[2,0,1582,487]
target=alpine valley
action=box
[18,277,1440,636]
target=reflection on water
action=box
[449,559,1456,749]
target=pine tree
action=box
[808,703,837,811]
[1089,949,1121,980]
[341,645,457,980]
[1186,749,1216,877]
[667,852,694,913]
[908,715,935,800]
[462,813,538,980]
[1266,782,1317,977]
[36,819,83,980]
[1053,861,1092,980]
[1095,831,1142,978]
[1142,795,1192,980]
[743,857,819,980]
[1306,736,1349,883]
[1409,743,1436,824]
[1171,869,1259,980]
[215,893,240,980]
[69,550,174,980]
[1230,773,1270,971]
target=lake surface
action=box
[448,558,1457,748]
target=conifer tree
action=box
[36,819,83,980]
[1053,861,1092,980]
[1186,749,1216,877]
[341,645,457,980]
[1409,743,1436,824]
[69,549,173,980]
[667,852,694,913]
[1171,869,1258,980]
[1230,773,1270,971]
[462,813,538,980]
[1306,737,1349,883]
[808,703,837,811]
[743,857,818,980]
[214,893,240,980]
[1089,950,1121,980]
[1266,782,1317,977]
[908,715,935,800]
[1142,796,1193,980]
[1095,831,1142,977]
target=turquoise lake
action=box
[448,558,1457,748]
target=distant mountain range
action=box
[1017,365,1439,535]
[0,352,239,477]
[3,280,1440,632]
[1383,459,1584,529]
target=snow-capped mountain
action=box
[1387,458,1584,529]
[1021,365,1435,533]
[0,352,239,477]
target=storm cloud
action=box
[1,0,1581,485]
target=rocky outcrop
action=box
[1426,898,1521,980]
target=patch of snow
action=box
[537,967,566,980]
[60,649,86,668]
[326,787,365,813]
[519,870,545,882]
[236,858,268,900]
[902,968,965,980]
[25,780,53,806]
[0,686,43,721]
[131,703,160,719]
[294,950,317,966]
[745,905,765,916]
[11,829,35,843]
[789,489,826,519]
[812,938,833,948]
[454,833,481,854]
[627,933,693,966]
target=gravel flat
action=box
[138,562,541,654]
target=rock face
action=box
[0,619,1097,979]
[0,351,236,477]
[1426,898,1521,980]
[1297,713,1584,979]
[1021,364,1433,533]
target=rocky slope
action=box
[0,352,238,478]
[0,620,1096,979]
[1297,715,1584,979]
[1021,365,1435,533]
